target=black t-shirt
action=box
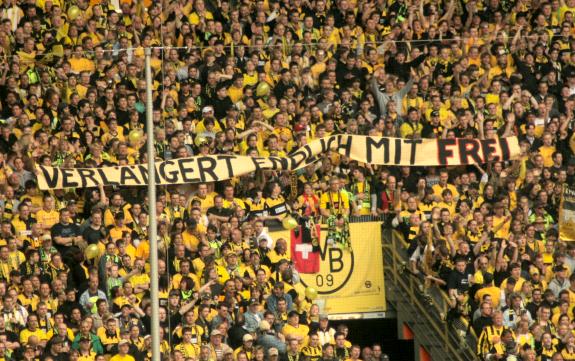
[51,222,81,238]
[0,330,18,343]
[50,222,81,253]
[493,269,510,288]
[206,206,233,218]
[526,301,541,319]
[83,225,107,245]
[447,269,472,293]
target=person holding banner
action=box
[320,177,350,219]
[349,168,377,217]
[263,182,290,230]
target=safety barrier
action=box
[380,226,478,361]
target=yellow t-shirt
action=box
[189,194,214,213]
[188,11,213,25]
[97,327,120,348]
[136,241,150,260]
[171,272,200,290]
[493,215,510,239]
[20,328,47,344]
[222,198,246,210]
[437,201,457,217]
[182,230,200,252]
[475,286,501,309]
[109,354,136,361]
[228,85,244,103]
[69,57,95,73]
[282,324,310,346]
[109,225,133,241]
[538,145,556,168]
[174,342,200,359]
[17,294,39,312]
[500,277,526,293]
[243,73,258,87]
[36,209,60,230]
[319,192,350,214]
[130,273,151,298]
[104,205,134,227]
[12,216,30,239]
[432,184,460,200]
[559,5,575,22]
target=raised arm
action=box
[502,112,516,138]
[509,27,523,53]
[370,70,389,115]
[476,112,485,139]
[236,127,259,140]
[439,0,456,24]
[396,76,415,98]
[419,0,429,29]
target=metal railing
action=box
[381,227,478,361]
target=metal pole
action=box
[145,47,160,361]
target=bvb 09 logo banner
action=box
[270,222,386,315]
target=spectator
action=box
[473,302,494,337]
[266,282,294,314]
[243,298,264,334]
[256,320,286,355]
[79,279,107,315]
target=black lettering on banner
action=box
[217,155,236,177]
[269,156,288,170]
[458,139,483,164]
[159,160,178,183]
[365,137,390,163]
[137,165,148,183]
[120,166,142,185]
[288,150,304,169]
[325,136,338,153]
[438,139,456,165]
[336,135,352,158]
[77,169,98,188]
[61,169,79,188]
[329,248,344,273]
[404,138,423,165]
[315,274,334,287]
[197,157,218,182]
[35,136,520,190]
[394,138,402,164]
[300,233,354,295]
[39,166,59,189]
[481,139,499,162]
[303,144,314,163]
[178,158,200,183]
[326,274,334,286]
[289,146,313,169]
[319,138,327,154]
[251,157,267,171]
[154,165,162,183]
[96,168,118,186]
[500,138,510,160]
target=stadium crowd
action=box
[1,0,575,359]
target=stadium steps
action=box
[382,228,478,361]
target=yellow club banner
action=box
[560,184,575,241]
[270,222,386,315]
[35,135,520,190]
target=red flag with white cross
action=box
[290,224,321,274]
